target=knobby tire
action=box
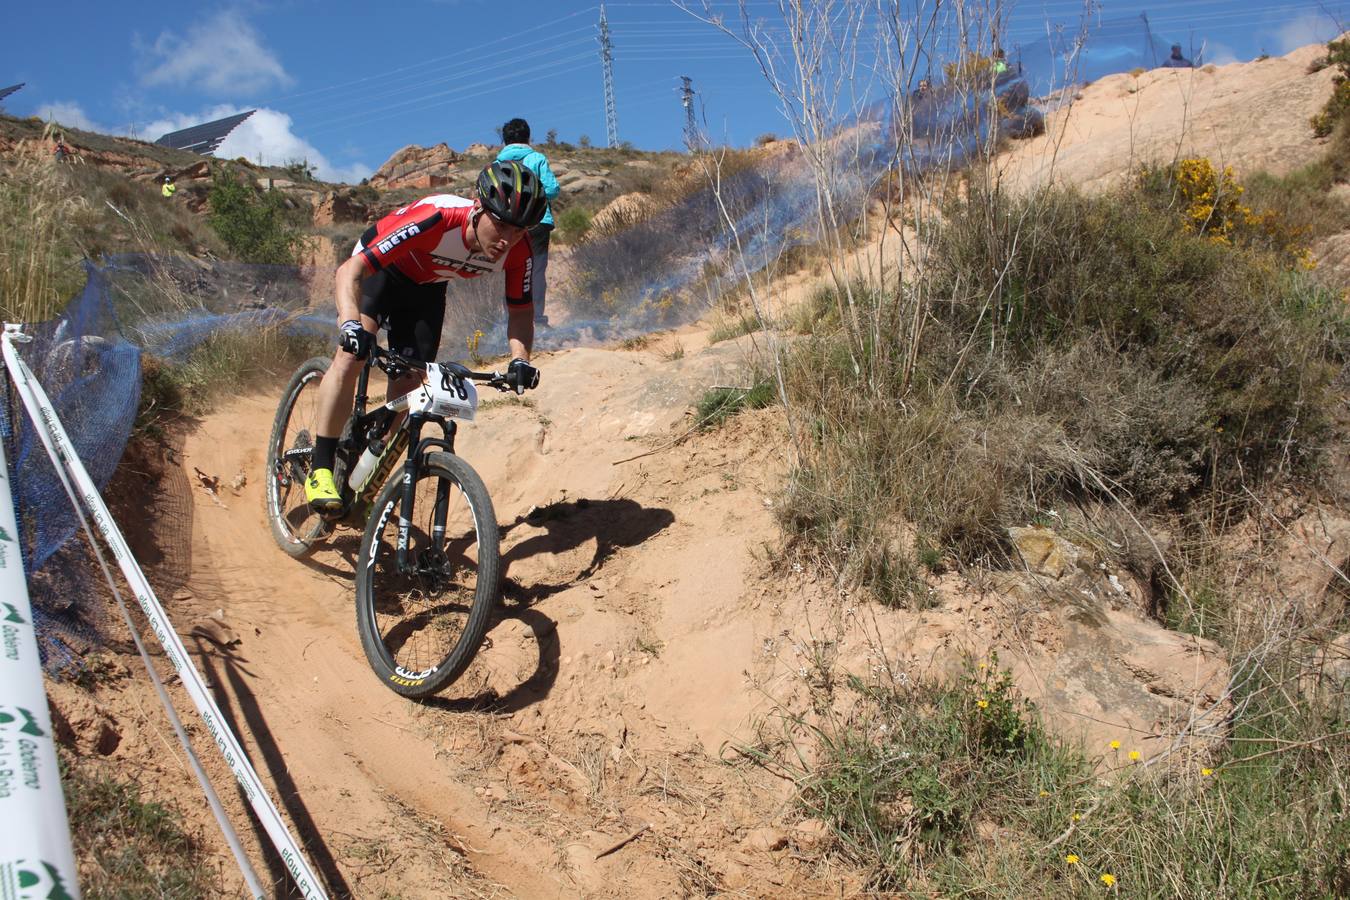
[355,451,501,698]
[265,357,331,558]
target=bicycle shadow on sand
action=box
[499,496,676,604]
[426,497,675,715]
[293,530,362,582]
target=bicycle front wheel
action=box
[265,357,330,557]
[355,451,501,698]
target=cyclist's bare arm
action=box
[335,255,373,328]
[506,303,534,362]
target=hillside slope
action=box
[35,39,1350,897]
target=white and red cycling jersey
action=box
[353,194,533,304]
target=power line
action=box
[280,33,599,120]
[260,6,601,107]
[301,50,599,136]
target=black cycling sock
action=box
[313,436,338,472]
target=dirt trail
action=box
[143,325,846,898]
[56,41,1347,897]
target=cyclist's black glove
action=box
[338,319,374,359]
[505,357,540,395]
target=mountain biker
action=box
[303,159,548,515]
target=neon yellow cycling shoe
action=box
[305,467,342,515]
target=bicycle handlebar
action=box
[368,344,514,392]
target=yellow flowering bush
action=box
[1172,157,1247,243]
[1140,158,1313,268]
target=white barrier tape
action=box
[1,331,329,900]
[9,340,266,900]
[0,388,81,899]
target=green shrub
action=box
[708,310,761,343]
[136,327,330,437]
[1310,37,1350,137]
[778,182,1348,574]
[207,167,302,264]
[554,206,593,244]
[799,654,1350,894]
[696,380,776,429]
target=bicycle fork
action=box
[393,416,457,575]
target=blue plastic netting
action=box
[3,255,328,670]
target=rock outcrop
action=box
[312,190,372,227]
[369,142,461,191]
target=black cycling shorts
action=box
[357,263,447,363]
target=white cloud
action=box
[140,105,371,183]
[138,11,293,96]
[35,101,102,132]
[1270,13,1340,55]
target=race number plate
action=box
[418,362,478,421]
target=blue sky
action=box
[3,1,1344,183]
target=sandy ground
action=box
[63,323,868,898]
[47,39,1347,899]
[1000,41,1340,193]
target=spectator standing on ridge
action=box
[992,47,1009,74]
[161,175,177,199]
[496,118,560,326]
[52,136,69,163]
[1162,44,1194,68]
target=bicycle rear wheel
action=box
[355,451,501,698]
[265,357,331,557]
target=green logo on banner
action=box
[0,526,12,542]
[0,707,45,737]
[15,860,76,900]
[3,602,24,624]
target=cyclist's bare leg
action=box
[314,312,380,440]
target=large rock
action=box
[590,192,655,233]
[562,175,616,196]
[369,142,461,191]
[819,527,1230,764]
[1268,509,1350,623]
[1008,524,1086,578]
[312,190,370,227]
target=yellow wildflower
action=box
[977,699,990,709]
[1201,767,1214,777]
[1100,873,1117,887]
[1039,790,1050,798]
[1071,812,1082,822]
[1109,740,1121,750]
[1065,854,1080,864]
[1128,750,1141,761]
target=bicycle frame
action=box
[343,357,458,575]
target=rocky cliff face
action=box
[367,142,462,191]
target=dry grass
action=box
[61,752,222,898]
[0,126,89,322]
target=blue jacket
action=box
[496,143,560,227]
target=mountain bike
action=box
[265,344,520,698]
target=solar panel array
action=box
[154,110,256,155]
